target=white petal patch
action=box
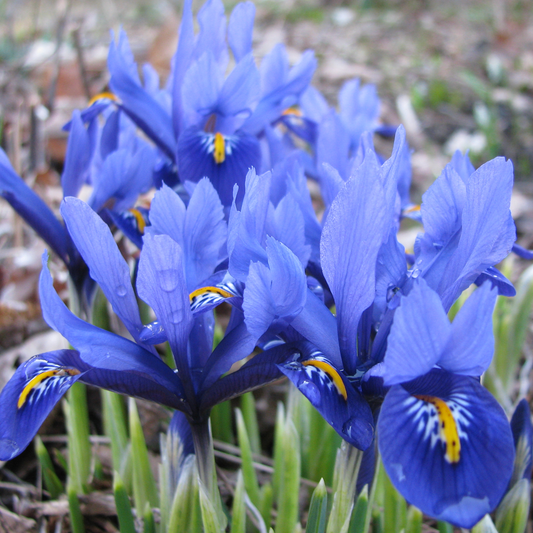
[189,281,240,313]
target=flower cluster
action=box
[0,0,526,528]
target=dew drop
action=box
[159,269,180,292]
[169,311,182,325]
[343,416,374,448]
[116,284,128,297]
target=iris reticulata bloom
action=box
[376,279,515,528]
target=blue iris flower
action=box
[376,278,515,528]
[0,105,157,311]
[0,191,301,476]
[277,133,409,451]
[369,150,517,365]
[101,0,316,206]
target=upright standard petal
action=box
[438,157,515,310]
[61,110,93,198]
[379,279,451,386]
[378,369,514,528]
[108,30,176,160]
[88,144,155,213]
[183,178,228,289]
[320,151,387,373]
[61,197,148,346]
[194,0,228,67]
[439,282,497,376]
[137,234,194,393]
[227,2,255,63]
[216,53,260,133]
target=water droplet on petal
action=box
[298,380,321,406]
[116,284,128,297]
[169,311,182,325]
[343,416,374,449]
[159,269,180,292]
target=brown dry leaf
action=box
[0,506,37,533]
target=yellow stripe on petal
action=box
[282,106,302,117]
[18,369,81,409]
[415,395,461,464]
[189,286,234,303]
[303,359,347,400]
[88,91,119,106]
[128,208,147,235]
[404,204,421,214]
[213,132,226,164]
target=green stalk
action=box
[326,443,362,533]
[272,402,286,499]
[383,469,406,533]
[306,479,328,533]
[240,392,261,454]
[405,506,422,533]
[348,485,368,533]
[35,436,63,499]
[167,455,202,533]
[436,520,453,533]
[259,482,273,532]
[495,479,530,533]
[102,390,131,491]
[190,417,227,531]
[275,418,301,533]
[307,405,340,485]
[230,470,247,533]
[113,471,136,533]
[143,502,156,533]
[128,398,158,517]
[210,400,233,443]
[235,407,260,507]
[470,514,498,533]
[68,486,86,533]
[64,383,92,494]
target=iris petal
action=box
[379,279,451,386]
[320,150,388,373]
[61,198,149,346]
[279,353,374,451]
[378,369,514,528]
[0,149,69,264]
[199,342,300,411]
[39,252,186,408]
[137,234,194,390]
[0,350,87,460]
[177,128,261,207]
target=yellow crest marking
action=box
[282,106,303,117]
[404,204,421,214]
[88,92,118,106]
[302,359,347,400]
[213,133,226,164]
[128,208,147,234]
[18,369,81,409]
[415,395,461,464]
[189,286,234,303]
